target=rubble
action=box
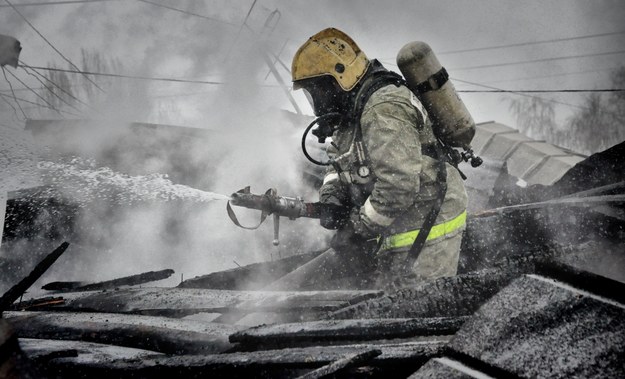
[5,311,241,355]
[42,269,176,292]
[1,119,623,377]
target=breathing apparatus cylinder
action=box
[397,41,475,149]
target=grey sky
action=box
[1,0,624,128]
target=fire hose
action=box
[227,187,348,246]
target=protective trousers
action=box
[374,225,465,291]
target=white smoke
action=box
[0,2,333,293]
[3,1,623,292]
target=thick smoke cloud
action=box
[0,1,330,291]
[1,1,624,291]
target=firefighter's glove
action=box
[330,225,368,252]
[329,208,372,249]
[349,207,376,239]
[320,203,351,230]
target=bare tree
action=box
[509,67,625,155]
[40,50,123,114]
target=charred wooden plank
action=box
[19,338,162,364]
[229,317,467,350]
[42,269,175,292]
[40,281,85,292]
[8,296,64,311]
[41,340,445,378]
[295,349,382,379]
[0,241,69,314]
[26,288,383,318]
[5,311,242,355]
[179,251,324,290]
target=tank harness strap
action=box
[413,67,449,94]
[379,211,466,251]
[349,69,406,176]
[349,65,451,269]
[402,142,448,270]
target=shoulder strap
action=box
[351,64,450,270]
[350,69,405,145]
[350,70,405,129]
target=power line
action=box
[0,91,80,116]
[20,60,92,107]
[480,66,621,85]
[22,65,225,85]
[458,88,624,93]
[0,0,119,7]
[19,65,85,113]
[23,65,624,95]
[3,0,106,93]
[385,57,601,111]
[452,77,591,111]
[224,0,258,61]
[136,0,237,26]
[0,93,24,121]
[1,67,28,119]
[437,30,625,55]
[450,49,625,71]
[4,68,62,113]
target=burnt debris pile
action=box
[1,254,624,378]
[1,119,624,377]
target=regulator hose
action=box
[301,112,342,166]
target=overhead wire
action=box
[1,66,28,119]
[19,65,85,113]
[20,60,92,107]
[20,65,226,85]
[450,49,625,71]
[0,87,25,121]
[0,0,120,7]
[0,91,80,116]
[380,30,625,60]
[3,0,106,93]
[436,30,625,55]
[224,0,258,61]
[4,68,62,114]
[452,77,592,111]
[20,64,623,95]
[480,66,621,85]
[458,88,624,93]
[135,0,237,26]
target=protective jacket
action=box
[320,80,467,281]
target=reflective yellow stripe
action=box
[380,211,467,251]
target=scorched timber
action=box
[42,269,175,292]
[25,288,383,318]
[295,349,382,379]
[0,242,69,314]
[19,338,162,365]
[39,340,445,379]
[5,311,242,354]
[229,317,467,350]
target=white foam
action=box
[38,158,230,206]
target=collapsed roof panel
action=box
[412,270,625,378]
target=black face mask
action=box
[297,76,351,117]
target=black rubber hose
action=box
[301,113,341,166]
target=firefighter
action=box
[291,28,468,290]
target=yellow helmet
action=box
[292,28,370,91]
